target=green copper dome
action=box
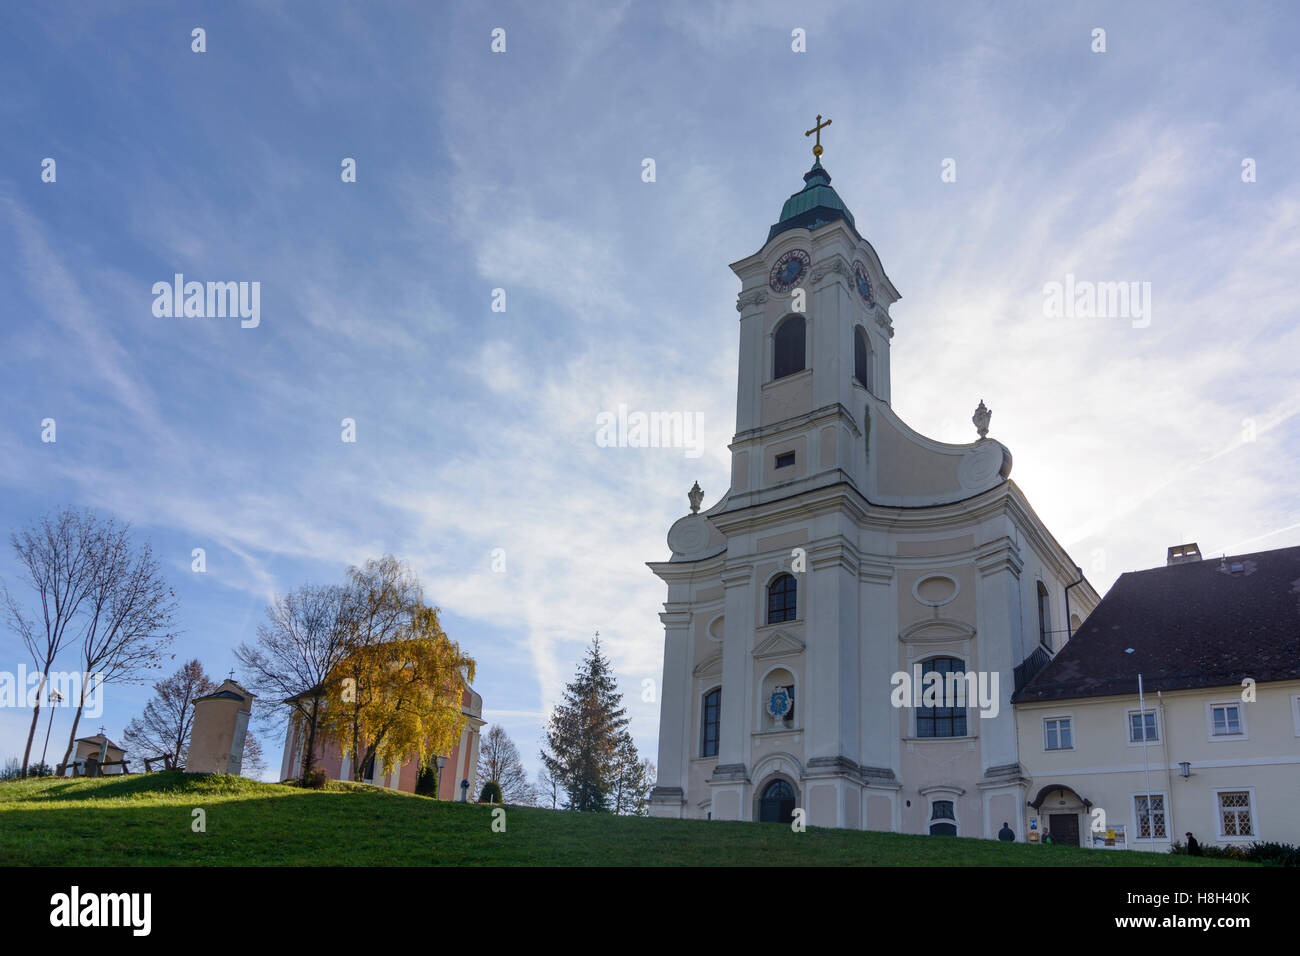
[767,160,860,243]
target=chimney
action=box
[1167,542,1202,566]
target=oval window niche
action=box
[913,574,959,608]
[708,615,725,641]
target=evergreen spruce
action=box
[541,634,645,813]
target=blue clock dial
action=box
[769,249,810,293]
[853,261,875,307]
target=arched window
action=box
[854,325,871,391]
[767,573,797,624]
[1037,582,1051,648]
[929,799,957,835]
[916,657,968,738]
[773,315,806,380]
[701,688,721,758]
[759,779,797,823]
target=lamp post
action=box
[434,754,447,799]
[39,689,63,773]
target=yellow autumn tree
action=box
[318,557,475,782]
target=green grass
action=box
[0,772,1249,866]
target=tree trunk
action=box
[21,693,42,777]
[301,697,320,780]
[350,707,362,781]
[59,701,86,774]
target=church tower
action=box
[727,150,898,510]
[648,121,1100,838]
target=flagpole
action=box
[1139,672,1153,844]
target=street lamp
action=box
[39,689,63,773]
[434,755,447,799]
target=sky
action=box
[1,1,1297,783]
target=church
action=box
[648,120,1101,837]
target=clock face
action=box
[853,261,875,307]
[769,249,810,293]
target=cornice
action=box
[720,564,754,589]
[807,536,861,575]
[646,550,727,582]
[900,618,977,643]
[730,401,862,447]
[975,536,1025,579]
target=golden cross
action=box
[805,114,832,158]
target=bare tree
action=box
[121,659,216,765]
[240,729,266,778]
[535,762,560,810]
[477,725,536,805]
[123,659,268,778]
[57,526,178,771]
[234,584,354,781]
[3,508,103,776]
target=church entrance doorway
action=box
[758,779,796,823]
[1049,813,1080,846]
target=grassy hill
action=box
[0,772,1246,866]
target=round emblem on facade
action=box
[767,687,793,720]
[769,249,810,293]
[853,260,875,307]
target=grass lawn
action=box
[0,772,1250,866]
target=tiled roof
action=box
[1014,545,1300,703]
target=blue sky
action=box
[1,1,1297,782]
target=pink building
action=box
[279,685,484,801]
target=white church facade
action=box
[648,127,1100,838]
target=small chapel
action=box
[648,119,1100,837]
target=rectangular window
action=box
[1129,710,1158,743]
[916,658,968,738]
[775,452,795,469]
[1219,791,1254,838]
[1044,717,1073,750]
[1134,793,1167,840]
[701,689,720,758]
[1211,704,1242,736]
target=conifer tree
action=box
[541,634,640,812]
